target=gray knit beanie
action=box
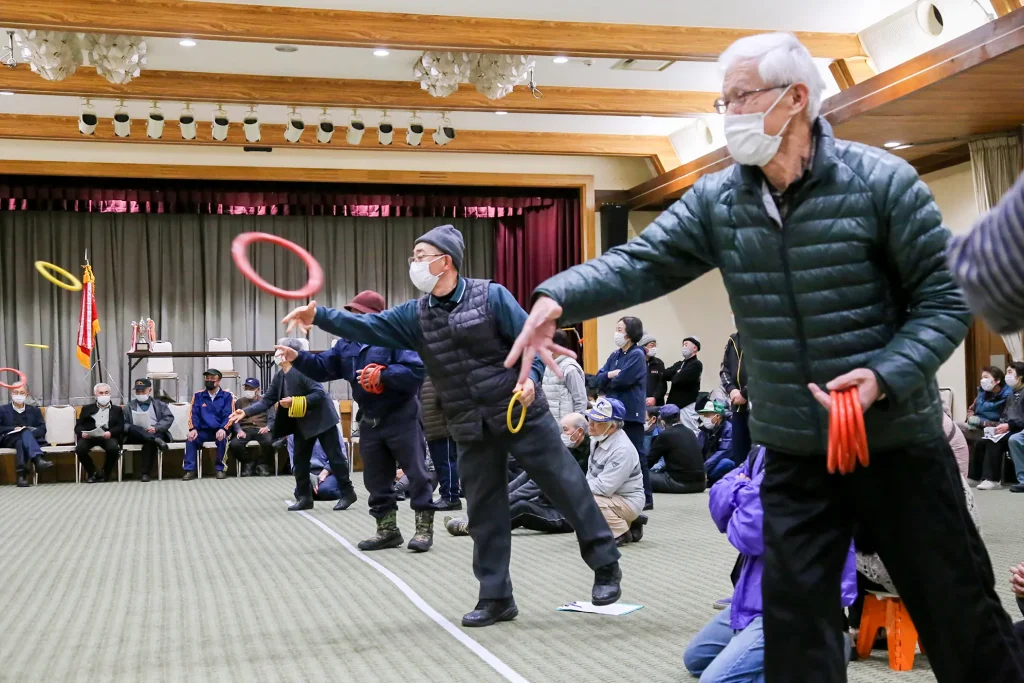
[415,224,465,271]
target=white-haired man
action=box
[510,32,1021,682]
[75,383,124,483]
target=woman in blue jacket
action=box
[596,316,651,507]
[960,366,1012,450]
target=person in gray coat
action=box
[123,378,173,482]
[585,397,647,546]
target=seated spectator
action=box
[958,366,1012,450]
[698,400,737,484]
[643,406,662,455]
[585,397,646,546]
[287,427,348,501]
[649,404,706,494]
[543,329,588,422]
[184,368,235,481]
[124,378,173,482]
[944,410,970,478]
[969,361,1024,490]
[640,333,667,407]
[75,382,124,483]
[684,445,856,682]
[229,377,274,477]
[0,384,51,487]
[1003,363,1024,493]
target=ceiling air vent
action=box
[612,58,676,72]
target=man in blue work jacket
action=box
[184,368,235,480]
[289,290,435,553]
[279,224,623,628]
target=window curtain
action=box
[0,213,494,405]
[970,133,1024,360]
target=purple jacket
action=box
[709,446,858,630]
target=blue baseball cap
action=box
[659,404,681,421]
[586,397,625,422]
[243,377,260,388]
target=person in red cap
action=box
[283,290,436,553]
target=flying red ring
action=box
[0,367,27,390]
[231,232,324,300]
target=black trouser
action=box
[510,498,573,533]
[650,471,706,494]
[761,438,1024,683]
[76,437,120,476]
[2,430,44,473]
[361,416,433,519]
[228,426,274,467]
[622,421,652,507]
[969,438,1009,482]
[730,408,751,464]
[292,427,353,501]
[124,425,171,476]
[457,411,620,599]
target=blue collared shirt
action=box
[313,277,545,386]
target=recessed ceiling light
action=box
[274,45,299,53]
[552,56,569,64]
[883,141,902,148]
[640,115,653,120]
[892,144,913,150]
[373,49,390,57]
[0,91,13,96]
[495,110,508,116]
[179,39,197,47]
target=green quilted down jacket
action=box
[536,119,971,456]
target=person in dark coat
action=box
[123,378,173,482]
[230,338,357,512]
[639,333,667,406]
[0,384,51,487]
[720,330,751,465]
[75,382,125,483]
[229,377,275,477]
[698,400,737,483]
[648,404,706,493]
[666,336,703,431]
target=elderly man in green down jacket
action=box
[508,33,1022,683]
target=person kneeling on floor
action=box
[649,404,707,494]
[684,445,857,682]
[287,428,349,501]
[698,400,737,484]
[586,397,647,546]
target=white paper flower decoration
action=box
[413,51,473,98]
[88,34,148,85]
[14,30,82,81]
[469,53,535,100]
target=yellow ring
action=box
[507,391,526,434]
[24,344,49,349]
[34,261,82,291]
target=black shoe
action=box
[615,532,632,547]
[461,598,518,627]
[33,456,54,471]
[592,561,622,606]
[215,470,227,480]
[288,497,314,511]
[240,463,254,477]
[430,497,463,511]
[140,474,151,483]
[16,474,30,487]
[182,470,198,481]
[255,464,271,477]
[1010,484,1024,493]
[642,502,654,511]
[86,471,103,484]
[154,438,169,452]
[630,514,649,542]
[333,488,358,511]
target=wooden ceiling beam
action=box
[0,65,716,117]
[0,0,864,61]
[0,114,680,167]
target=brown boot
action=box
[407,510,434,552]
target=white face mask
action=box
[647,346,658,357]
[723,85,794,167]
[681,346,694,359]
[1008,373,1019,388]
[700,416,715,430]
[591,424,613,442]
[613,332,627,349]
[96,395,111,406]
[243,390,256,400]
[12,394,26,405]
[409,257,442,294]
[136,393,151,403]
[273,353,285,366]
[981,378,995,392]
[560,433,574,448]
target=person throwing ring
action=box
[281,224,623,628]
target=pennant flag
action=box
[76,264,100,369]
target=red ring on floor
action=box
[0,367,27,390]
[231,232,324,300]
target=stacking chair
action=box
[147,341,180,402]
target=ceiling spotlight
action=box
[373,48,390,57]
[317,108,334,144]
[346,109,365,145]
[147,101,164,139]
[274,45,298,53]
[432,113,455,146]
[79,98,97,136]
[211,104,229,141]
[883,141,903,149]
[113,99,131,138]
[243,106,260,143]
[378,110,393,145]
[494,110,508,116]
[179,38,197,47]
[552,56,569,64]
[179,104,197,140]
[406,112,424,146]
[284,107,305,143]
[0,91,13,96]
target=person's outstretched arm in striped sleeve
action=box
[947,171,1024,333]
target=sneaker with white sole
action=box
[977,480,1003,490]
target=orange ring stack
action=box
[359,363,386,395]
[827,387,870,475]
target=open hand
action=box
[504,296,575,385]
[282,300,317,335]
[808,368,880,413]
[226,409,246,428]
[515,379,536,408]
[274,345,299,363]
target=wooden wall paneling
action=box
[829,57,877,90]
[992,0,1023,17]
[0,1,864,60]
[579,178,599,375]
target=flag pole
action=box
[85,250,104,386]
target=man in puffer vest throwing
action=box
[279,224,622,627]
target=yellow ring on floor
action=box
[507,391,526,434]
[34,261,82,291]
[24,344,49,349]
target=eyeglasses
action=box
[407,253,444,264]
[713,84,791,114]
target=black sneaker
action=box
[215,470,227,480]
[182,470,198,481]
[86,471,103,484]
[1010,484,1024,493]
[240,463,254,477]
[430,497,463,511]
[255,464,271,477]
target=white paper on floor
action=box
[557,601,643,616]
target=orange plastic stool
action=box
[856,591,920,671]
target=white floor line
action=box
[289,502,530,683]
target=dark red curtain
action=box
[494,197,581,307]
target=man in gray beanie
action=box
[279,224,623,627]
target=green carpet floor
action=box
[1,474,1019,682]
